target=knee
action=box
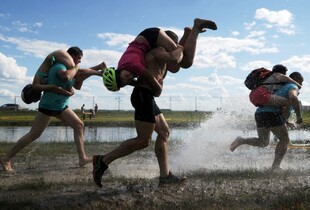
[74,120,84,131]
[139,138,152,149]
[157,129,170,142]
[259,139,269,147]
[180,59,193,69]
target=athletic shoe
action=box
[92,155,108,188]
[159,171,187,186]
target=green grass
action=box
[0,110,212,127]
[1,110,310,128]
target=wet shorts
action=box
[255,112,285,128]
[39,106,68,117]
[249,86,271,107]
[131,87,161,123]
[138,27,160,48]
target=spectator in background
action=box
[94,104,98,116]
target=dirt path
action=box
[1,150,310,210]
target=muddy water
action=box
[0,126,309,143]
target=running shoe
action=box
[159,171,187,186]
[92,155,108,188]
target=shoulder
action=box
[286,83,298,90]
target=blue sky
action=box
[0,0,309,110]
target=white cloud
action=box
[244,21,256,30]
[255,8,296,35]
[246,30,265,38]
[193,36,278,69]
[11,20,42,33]
[282,55,310,72]
[97,32,135,48]
[190,73,242,86]
[0,52,27,80]
[0,34,69,59]
[82,49,121,68]
[241,60,273,71]
[231,31,240,36]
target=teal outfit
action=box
[39,63,74,111]
[35,55,56,84]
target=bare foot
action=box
[0,157,14,173]
[194,18,217,31]
[79,156,92,167]
[230,136,243,152]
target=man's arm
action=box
[140,70,163,97]
[289,88,302,124]
[276,74,302,88]
[32,74,73,96]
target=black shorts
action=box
[131,87,161,123]
[39,106,68,117]
[138,27,160,48]
[255,112,285,128]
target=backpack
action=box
[244,67,273,90]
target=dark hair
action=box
[165,30,178,44]
[67,46,83,57]
[115,70,122,88]
[272,64,287,74]
[289,71,303,82]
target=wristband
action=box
[73,66,78,72]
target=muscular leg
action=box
[37,50,75,75]
[179,18,217,68]
[57,108,91,166]
[102,120,155,165]
[156,29,179,51]
[154,113,170,177]
[33,50,76,90]
[230,127,270,151]
[270,125,289,169]
[0,112,51,172]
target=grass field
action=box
[1,110,310,128]
[0,110,211,127]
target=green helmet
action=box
[102,67,119,91]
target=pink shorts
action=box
[249,85,271,107]
[117,40,151,77]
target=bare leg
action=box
[37,50,75,76]
[270,125,289,169]
[178,27,192,47]
[57,108,91,166]
[102,120,155,165]
[52,50,75,69]
[230,128,270,152]
[156,29,179,51]
[89,62,107,71]
[180,18,217,68]
[154,114,170,177]
[0,112,51,172]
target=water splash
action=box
[171,95,309,172]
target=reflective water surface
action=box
[0,126,309,143]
